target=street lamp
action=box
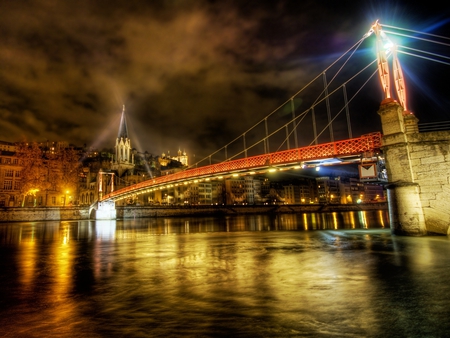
[64,190,69,206]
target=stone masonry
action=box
[379,99,450,235]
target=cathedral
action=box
[94,105,190,204]
[111,105,135,177]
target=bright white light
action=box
[383,40,393,51]
[315,166,321,171]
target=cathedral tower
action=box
[111,105,134,176]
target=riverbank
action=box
[118,203,388,219]
[0,203,388,222]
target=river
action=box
[1,210,450,337]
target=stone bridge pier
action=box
[90,200,116,220]
[379,99,450,236]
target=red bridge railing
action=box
[102,132,382,200]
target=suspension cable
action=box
[397,50,450,66]
[228,63,378,160]
[309,68,379,146]
[398,45,450,60]
[275,58,378,152]
[226,62,377,161]
[380,23,450,42]
[274,38,367,152]
[192,24,449,167]
[382,29,450,47]
[189,37,368,167]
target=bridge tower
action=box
[377,101,426,236]
[369,22,450,236]
[371,22,426,236]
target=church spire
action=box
[118,105,128,139]
[112,104,135,176]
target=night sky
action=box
[1,0,449,161]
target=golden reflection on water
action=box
[6,210,450,337]
[51,222,76,325]
[345,211,356,228]
[17,227,36,290]
[359,211,368,228]
[378,209,386,228]
[332,212,338,229]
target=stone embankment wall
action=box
[116,203,388,219]
[406,131,450,235]
[0,203,387,222]
[0,207,89,222]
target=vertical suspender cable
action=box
[285,125,290,149]
[265,118,270,153]
[311,107,318,145]
[291,98,298,148]
[243,133,247,158]
[323,72,334,142]
[343,84,352,139]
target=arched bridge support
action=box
[95,200,117,220]
[379,100,450,236]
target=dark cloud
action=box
[0,0,449,161]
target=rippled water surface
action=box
[1,211,450,337]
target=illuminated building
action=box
[316,177,341,204]
[0,150,21,206]
[283,184,298,204]
[159,149,188,169]
[283,178,317,204]
[111,105,135,177]
[364,183,385,202]
[0,141,16,152]
[225,176,261,205]
[173,149,188,166]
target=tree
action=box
[16,142,50,200]
[16,142,81,206]
[52,147,81,200]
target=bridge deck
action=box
[102,133,382,201]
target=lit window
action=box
[3,180,12,190]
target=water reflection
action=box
[95,220,116,240]
[6,210,450,337]
[112,210,388,236]
[0,211,388,246]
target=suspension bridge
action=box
[97,21,450,232]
